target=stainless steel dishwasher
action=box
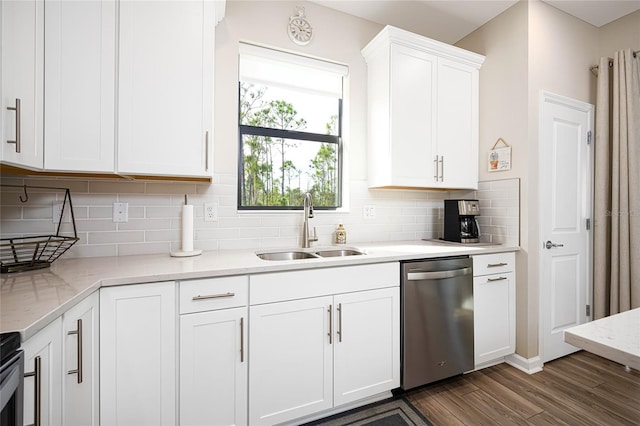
[401,256,474,390]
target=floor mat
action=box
[303,397,432,426]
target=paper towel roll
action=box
[181,204,194,252]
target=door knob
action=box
[545,240,564,249]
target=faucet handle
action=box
[311,227,318,242]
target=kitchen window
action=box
[238,43,347,210]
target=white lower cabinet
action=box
[250,296,334,425]
[62,291,99,426]
[100,282,176,426]
[179,276,248,426]
[21,291,99,426]
[472,253,516,366]
[249,264,400,425]
[22,317,62,426]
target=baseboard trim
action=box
[505,353,543,374]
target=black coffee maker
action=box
[444,200,481,243]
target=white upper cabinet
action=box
[1,0,44,169]
[2,0,225,179]
[44,0,116,172]
[362,26,484,190]
[116,0,217,177]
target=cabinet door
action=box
[436,57,479,189]
[333,288,400,406]
[1,0,43,169]
[474,272,515,365]
[100,282,176,426]
[180,307,247,426]
[249,297,333,425]
[389,44,437,187]
[117,0,214,177]
[22,317,62,426]
[44,0,116,172]
[62,292,99,426]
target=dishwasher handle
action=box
[406,267,472,281]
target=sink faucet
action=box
[302,192,318,248]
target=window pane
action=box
[240,82,339,136]
[240,135,338,208]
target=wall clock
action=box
[288,7,313,46]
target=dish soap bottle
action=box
[335,223,347,245]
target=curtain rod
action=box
[590,50,639,76]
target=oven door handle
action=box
[407,267,472,281]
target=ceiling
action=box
[311,0,640,44]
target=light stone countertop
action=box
[1,240,519,341]
[564,308,640,371]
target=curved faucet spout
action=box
[302,192,318,248]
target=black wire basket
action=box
[1,185,79,273]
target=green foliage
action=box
[239,83,339,208]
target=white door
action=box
[333,288,400,406]
[117,0,213,177]
[44,0,116,172]
[539,91,593,363]
[1,0,44,169]
[390,44,437,187]
[100,282,176,426]
[180,307,247,426]
[249,296,333,426]
[62,292,99,426]
[436,58,479,189]
[22,317,62,426]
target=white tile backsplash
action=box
[1,175,520,258]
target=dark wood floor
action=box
[405,351,640,425]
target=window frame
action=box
[237,82,344,211]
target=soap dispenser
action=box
[335,223,347,245]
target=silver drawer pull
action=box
[67,319,83,383]
[7,98,21,153]
[487,277,507,282]
[192,292,235,301]
[487,263,508,267]
[24,356,41,426]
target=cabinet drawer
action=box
[179,276,248,314]
[472,252,515,276]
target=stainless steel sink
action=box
[256,251,319,261]
[256,247,366,260]
[314,249,365,257]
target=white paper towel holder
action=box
[171,195,203,258]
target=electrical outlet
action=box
[52,202,70,223]
[363,205,376,219]
[204,203,218,222]
[113,202,128,223]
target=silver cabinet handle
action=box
[433,156,438,181]
[205,131,209,171]
[487,277,508,282]
[24,355,41,426]
[6,98,21,153]
[545,240,564,249]
[407,267,472,281]
[328,305,333,344]
[337,303,342,343]
[192,292,235,301]
[67,319,83,383]
[487,262,508,268]
[439,155,444,181]
[240,317,244,363]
